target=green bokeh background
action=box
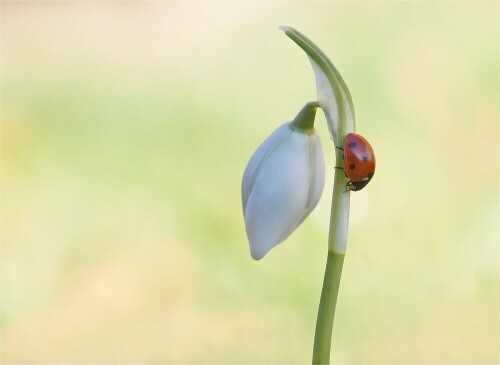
[2,2,498,363]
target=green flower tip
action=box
[290,101,320,133]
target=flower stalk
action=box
[313,250,344,364]
[290,101,320,132]
[281,26,355,364]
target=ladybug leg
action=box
[335,146,345,159]
[334,166,348,178]
[335,147,344,151]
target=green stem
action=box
[291,101,320,132]
[280,26,353,364]
[313,251,344,364]
[313,155,349,363]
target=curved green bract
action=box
[280,26,355,144]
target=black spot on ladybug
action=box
[362,156,368,162]
[348,142,356,148]
[367,172,374,178]
[349,164,356,170]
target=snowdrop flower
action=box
[242,102,325,260]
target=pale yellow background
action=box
[2,2,498,363]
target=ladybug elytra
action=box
[339,133,376,192]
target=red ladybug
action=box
[340,133,376,191]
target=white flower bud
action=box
[242,104,325,260]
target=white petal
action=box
[241,123,291,214]
[297,132,325,227]
[244,128,310,259]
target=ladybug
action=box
[338,133,376,191]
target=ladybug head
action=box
[347,177,372,192]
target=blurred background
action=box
[1,2,498,363]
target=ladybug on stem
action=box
[336,133,376,192]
